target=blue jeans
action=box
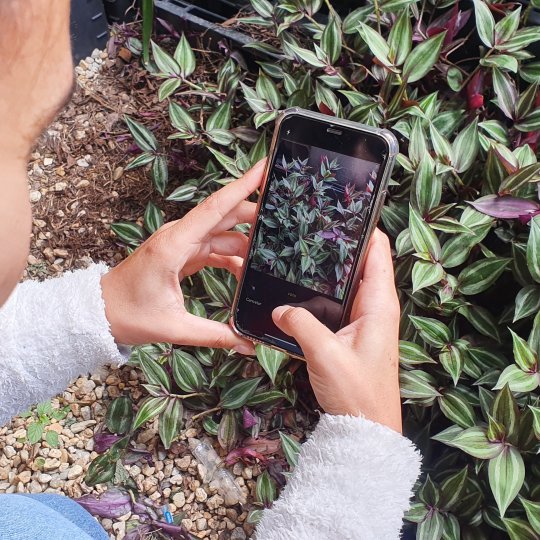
[0,494,108,540]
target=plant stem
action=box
[458,48,494,92]
[373,0,382,34]
[170,392,205,400]
[190,407,221,422]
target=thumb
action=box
[272,305,337,359]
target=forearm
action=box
[0,264,128,425]
[256,414,421,540]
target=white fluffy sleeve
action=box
[255,414,421,540]
[0,263,128,426]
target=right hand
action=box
[272,229,402,433]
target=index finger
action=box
[182,158,266,242]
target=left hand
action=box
[100,159,266,352]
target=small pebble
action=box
[173,492,186,508]
[29,191,42,203]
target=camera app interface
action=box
[236,135,383,355]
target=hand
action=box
[272,229,402,433]
[100,160,266,352]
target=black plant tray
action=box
[154,0,258,54]
[71,0,109,63]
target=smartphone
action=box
[231,108,398,358]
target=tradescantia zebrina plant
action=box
[98,0,540,536]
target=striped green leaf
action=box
[151,40,180,76]
[404,502,429,523]
[459,304,502,342]
[143,202,164,234]
[495,7,521,44]
[174,34,196,78]
[514,285,540,322]
[256,471,277,507]
[206,128,235,146]
[499,163,540,193]
[439,345,463,386]
[473,0,495,46]
[111,222,146,246]
[481,54,518,72]
[417,509,444,540]
[256,72,281,110]
[207,147,242,178]
[125,151,155,170]
[132,397,168,430]
[166,184,197,202]
[105,396,134,435]
[137,349,171,391]
[169,102,197,134]
[400,369,441,399]
[412,260,444,293]
[279,432,301,468]
[499,27,540,53]
[457,257,510,295]
[445,427,504,459]
[158,398,183,449]
[399,341,436,367]
[255,344,288,384]
[207,102,232,131]
[429,124,452,162]
[171,350,208,393]
[388,9,412,66]
[286,43,326,68]
[530,405,540,439]
[411,155,440,214]
[527,216,540,283]
[492,385,520,442]
[152,155,168,195]
[321,15,342,64]
[124,115,158,152]
[201,268,233,306]
[158,78,181,101]
[492,68,517,119]
[494,365,540,392]
[217,409,239,452]
[441,514,460,540]
[211,357,244,388]
[402,32,445,83]
[220,377,262,409]
[504,517,538,540]
[452,118,479,173]
[431,425,464,444]
[246,390,286,406]
[203,416,219,436]
[409,315,451,348]
[510,329,538,371]
[409,205,441,260]
[250,0,273,18]
[489,446,525,517]
[357,23,393,69]
[521,497,540,535]
[342,6,370,34]
[438,389,476,428]
[440,467,468,511]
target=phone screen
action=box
[234,114,390,356]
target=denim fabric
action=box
[0,493,108,540]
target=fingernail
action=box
[254,157,267,168]
[233,343,255,356]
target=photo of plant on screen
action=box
[251,150,379,299]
